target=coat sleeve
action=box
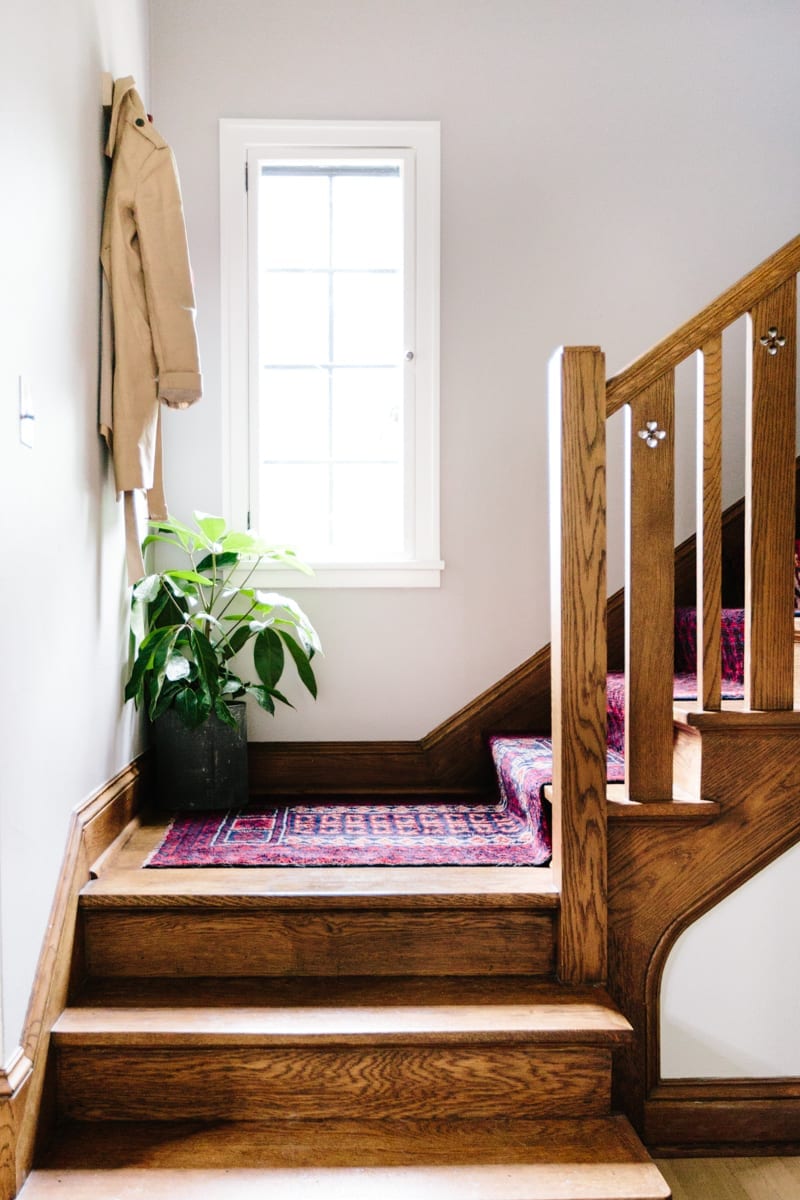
[134,145,203,409]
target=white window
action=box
[220,120,442,587]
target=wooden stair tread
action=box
[83,865,558,906]
[53,979,632,1045]
[29,1117,669,1198]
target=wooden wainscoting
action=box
[0,757,148,1200]
[646,1078,800,1156]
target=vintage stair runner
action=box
[492,606,744,863]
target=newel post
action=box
[548,346,608,985]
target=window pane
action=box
[332,463,404,558]
[260,463,330,557]
[333,272,403,364]
[331,174,402,270]
[331,368,402,462]
[261,369,330,462]
[259,174,330,269]
[260,273,329,365]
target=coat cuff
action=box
[158,371,202,408]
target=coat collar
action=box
[105,76,145,157]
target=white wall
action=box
[151,0,800,742]
[0,0,149,1063]
[661,841,800,1077]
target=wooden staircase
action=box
[21,844,670,1199]
[18,235,800,1195]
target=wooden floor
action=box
[657,1156,800,1198]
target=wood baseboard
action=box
[0,756,148,1200]
[645,1077,800,1156]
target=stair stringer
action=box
[606,713,800,1143]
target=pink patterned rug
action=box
[148,738,570,868]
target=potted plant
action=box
[125,512,321,811]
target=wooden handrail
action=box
[606,233,800,415]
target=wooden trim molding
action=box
[645,1077,800,1156]
[0,1054,32,1103]
[0,756,148,1200]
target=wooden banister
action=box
[548,346,607,984]
[606,233,800,415]
[550,237,799,985]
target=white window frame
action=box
[220,118,442,588]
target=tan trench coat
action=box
[100,77,201,577]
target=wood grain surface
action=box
[82,907,556,978]
[35,1113,657,1170]
[608,720,800,1142]
[548,346,608,985]
[56,1043,611,1121]
[3,757,147,1198]
[647,1078,800,1156]
[745,277,796,710]
[697,336,723,710]
[626,375,675,800]
[658,1154,800,1199]
[24,1113,671,1198]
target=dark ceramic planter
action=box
[153,701,248,812]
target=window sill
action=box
[246,560,445,589]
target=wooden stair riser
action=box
[81,908,556,977]
[55,1044,612,1122]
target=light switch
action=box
[19,376,35,449]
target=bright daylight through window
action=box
[220,121,441,587]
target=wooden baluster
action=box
[625,372,675,800]
[745,278,796,710]
[697,337,723,710]
[548,345,607,985]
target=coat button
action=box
[135,118,145,127]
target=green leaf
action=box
[214,698,238,727]
[174,686,210,728]
[254,627,284,689]
[189,627,221,703]
[221,676,245,695]
[195,512,227,542]
[166,570,214,588]
[221,625,251,660]
[147,629,181,720]
[220,531,259,553]
[279,630,318,698]
[147,516,199,551]
[140,532,184,552]
[245,684,275,715]
[132,573,162,603]
[196,550,239,573]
